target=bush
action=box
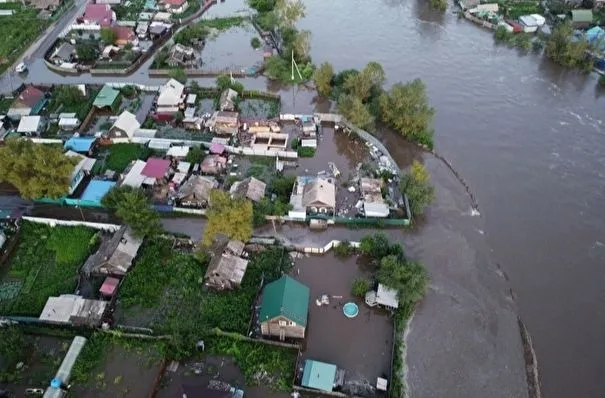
[290,138,300,150]
[251,37,262,49]
[494,26,513,43]
[333,240,354,257]
[351,277,371,297]
[297,147,316,157]
[120,85,137,98]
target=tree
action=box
[251,37,262,49]
[256,11,278,30]
[174,24,209,46]
[216,75,244,94]
[168,68,188,84]
[102,186,162,238]
[359,233,392,260]
[203,190,253,245]
[264,56,289,80]
[377,255,428,304]
[76,43,97,62]
[430,0,447,11]
[313,62,334,96]
[248,0,275,12]
[0,140,78,199]
[292,29,311,62]
[400,161,435,217]
[342,62,385,102]
[274,0,305,29]
[351,277,371,297]
[378,79,435,148]
[54,85,86,108]
[100,27,116,44]
[337,94,374,131]
[185,146,204,163]
[494,25,513,43]
[545,22,591,71]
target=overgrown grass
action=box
[105,143,153,172]
[48,87,100,120]
[0,222,97,316]
[198,16,246,30]
[0,6,47,74]
[118,241,292,357]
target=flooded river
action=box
[3,0,605,396]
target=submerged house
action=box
[365,283,400,310]
[204,237,248,290]
[82,226,143,276]
[219,88,238,112]
[259,275,310,340]
[302,177,336,215]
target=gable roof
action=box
[112,25,136,42]
[302,360,337,392]
[157,78,184,107]
[17,116,41,133]
[141,157,170,178]
[121,159,147,187]
[178,175,215,201]
[112,110,140,138]
[259,275,310,326]
[84,3,113,25]
[230,177,266,202]
[93,85,120,108]
[82,226,143,276]
[16,85,44,107]
[302,178,335,208]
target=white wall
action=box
[23,216,121,232]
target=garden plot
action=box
[0,222,98,316]
[0,5,46,74]
[238,98,280,119]
[70,333,164,398]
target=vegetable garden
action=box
[0,5,46,74]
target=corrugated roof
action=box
[80,180,115,204]
[64,136,96,153]
[141,157,170,178]
[93,85,120,108]
[259,275,310,326]
[121,160,147,187]
[301,360,337,392]
[17,116,41,133]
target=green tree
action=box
[54,85,86,108]
[216,74,244,94]
[545,22,592,71]
[343,61,385,102]
[313,62,334,96]
[378,79,435,148]
[337,94,374,131]
[494,25,513,43]
[100,27,116,44]
[377,255,428,305]
[203,190,253,245]
[256,11,278,30]
[359,233,392,260]
[102,186,162,238]
[292,29,311,62]
[430,0,447,11]
[248,0,275,12]
[351,277,371,297]
[251,37,262,49]
[0,140,78,199]
[168,68,188,84]
[264,55,289,80]
[400,161,435,217]
[76,43,97,62]
[185,146,204,163]
[275,0,305,29]
[174,24,209,46]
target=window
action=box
[278,320,287,326]
[289,321,296,326]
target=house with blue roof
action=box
[64,136,97,156]
[68,180,116,207]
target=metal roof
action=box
[301,359,337,392]
[93,85,120,108]
[259,275,310,326]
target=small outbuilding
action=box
[569,9,593,29]
[204,237,249,290]
[17,115,42,135]
[64,136,97,155]
[82,226,143,276]
[200,154,227,175]
[93,84,121,111]
[39,295,108,327]
[301,359,342,393]
[365,283,400,310]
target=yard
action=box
[0,4,47,74]
[0,222,98,316]
[69,333,165,398]
[47,85,101,120]
[239,97,280,119]
[103,143,154,173]
[290,253,394,397]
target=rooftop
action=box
[259,275,310,326]
[16,85,44,107]
[84,3,113,25]
[93,85,120,108]
[80,180,116,205]
[39,294,108,326]
[302,178,336,209]
[376,283,399,309]
[121,160,147,188]
[17,115,41,133]
[157,78,185,107]
[301,359,337,392]
[178,175,215,201]
[141,157,171,179]
[64,136,96,153]
[230,177,266,202]
[112,110,140,138]
[82,226,144,276]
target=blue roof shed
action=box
[78,180,116,207]
[301,360,337,392]
[64,137,97,153]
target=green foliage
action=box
[253,197,292,226]
[514,33,532,51]
[0,327,28,382]
[0,7,46,74]
[185,146,204,163]
[378,255,428,305]
[343,61,385,102]
[120,85,137,98]
[351,277,370,297]
[207,334,297,391]
[297,146,316,157]
[378,79,435,149]
[168,68,188,84]
[430,0,447,11]
[248,0,275,12]
[494,26,513,43]
[49,85,98,120]
[0,139,78,200]
[255,11,278,30]
[264,55,290,80]
[102,186,162,238]
[545,22,592,71]
[290,138,299,150]
[274,0,306,29]
[251,37,262,49]
[270,174,295,200]
[359,232,403,260]
[204,190,253,245]
[400,161,435,217]
[338,94,375,131]
[173,24,209,46]
[313,62,334,96]
[76,43,98,62]
[0,222,96,315]
[198,16,245,30]
[105,143,152,172]
[599,75,605,86]
[216,74,244,94]
[333,240,354,257]
[100,27,116,44]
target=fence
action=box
[149,69,251,78]
[293,240,360,254]
[106,83,160,92]
[22,216,121,232]
[29,137,62,144]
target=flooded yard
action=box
[202,25,263,72]
[292,253,393,397]
[239,98,279,119]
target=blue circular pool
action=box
[343,302,359,318]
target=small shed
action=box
[209,142,225,154]
[93,84,121,110]
[301,360,338,393]
[365,283,400,309]
[121,160,147,188]
[17,116,42,134]
[141,157,171,180]
[99,276,120,297]
[200,154,227,175]
[569,9,593,28]
[64,136,97,154]
[166,145,190,158]
[78,180,116,207]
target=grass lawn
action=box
[0,5,47,74]
[0,222,98,316]
[104,143,153,173]
[117,241,292,352]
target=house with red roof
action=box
[141,157,172,184]
[158,0,188,13]
[8,85,47,117]
[111,26,138,46]
[82,3,114,26]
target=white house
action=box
[108,111,141,142]
[156,78,185,114]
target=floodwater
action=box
[202,25,264,72]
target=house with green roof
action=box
[301,359,339,392]
[259,275,310,340]
[93,85,121,112]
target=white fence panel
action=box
[23,216,121,232]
